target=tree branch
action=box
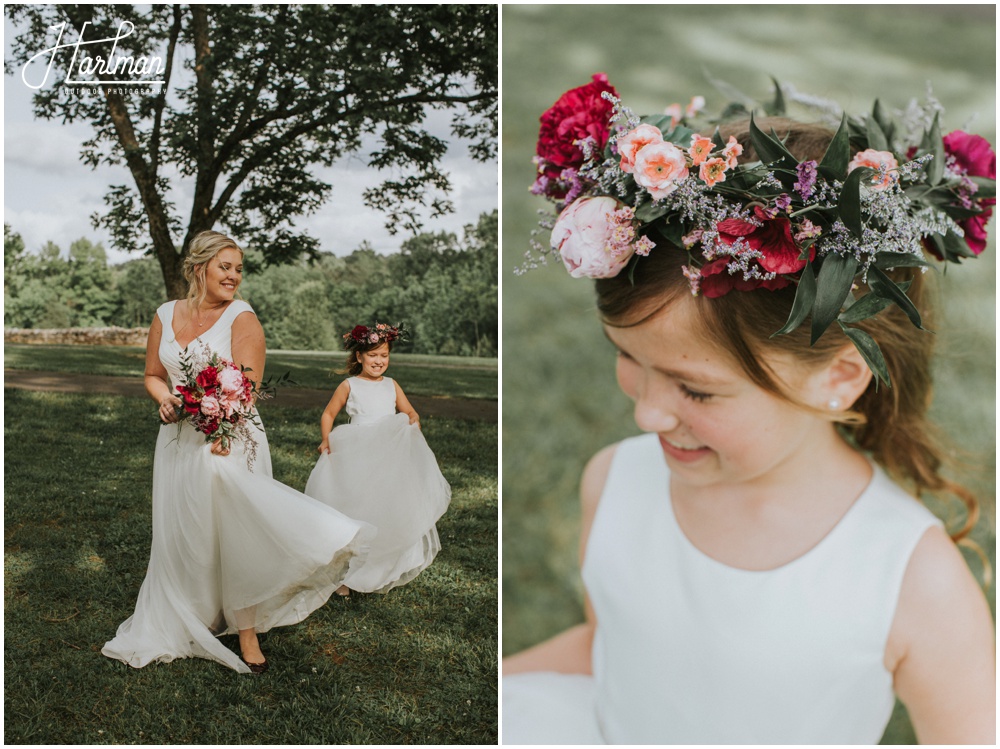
[149,4,183,178]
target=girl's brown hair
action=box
[339,340,393,377]
[596,118,979,543]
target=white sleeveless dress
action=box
[503,433,940,744]
[305,376,451,593]
[102,300,375,674]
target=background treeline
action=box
[4,211,497,357]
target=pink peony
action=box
[217,366,245,395]
[552,197,633,279]
[633,141,689,200]
[618,124,663,174]
[200,395,221,418]
[848,149,899,190]
[689,135,714,166]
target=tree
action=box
[5,4,497,299]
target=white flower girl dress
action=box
[305,376,451,592]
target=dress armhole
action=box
[579,443,620,569]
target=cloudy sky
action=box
[3,13,498,265]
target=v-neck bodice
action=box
[156,300,254,393]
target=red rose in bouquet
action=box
[533,73,617,200]
[174,345,266,469]
[943,130,996,255]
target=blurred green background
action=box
[501,5,995,743]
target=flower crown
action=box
[526,74,996,386]
[342,322,406,349]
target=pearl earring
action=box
[828,398,841,410]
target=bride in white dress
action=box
[102,231,373,675]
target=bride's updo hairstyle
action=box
[596,118,978,541]
[183,230,244,307]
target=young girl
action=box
[305,323,451,594]
[503,77,995,743]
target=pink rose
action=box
[535,74,618,198]
[217,366,245,395]
[200,395,221,418]
[552,197,633,279]
[618,124,663,174]
[848,149,899,190]
[716,206,813,275]
[723,136,743,169]
[633,141,689,200]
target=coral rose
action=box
[633,141,689,200]
[551,197,632,279]
[716,206,813,275]
[689,135,714,166]
[699,157,728,187]
[848,149,899,190]
[618,124,663,174]
[535,74,618,197]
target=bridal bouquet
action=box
[174,345,267,469]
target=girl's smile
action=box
[357,343,390,380]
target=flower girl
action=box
[503,75,995,744]
[305,323,451,594]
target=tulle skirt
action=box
[102,418,374,674]
[503,672,604,744]
[305,413,451,593]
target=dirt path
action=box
[3,369,497,423]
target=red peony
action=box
[943,130,995,255]
[535,74,617,197]
[699,258,793,298]
[196,366,219,391]
[715,206,813,275]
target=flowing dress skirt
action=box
[102,418,373,673]
[305,413,450,593]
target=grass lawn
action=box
[501,5,994,745]
[4,385,497,743]
[4,345,497,401]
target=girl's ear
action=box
[818,343,874,410]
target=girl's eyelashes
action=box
[680,384,712,403]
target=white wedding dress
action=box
[102,300,374,674]
[305,376,451,592]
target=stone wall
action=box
[4,327,148,346]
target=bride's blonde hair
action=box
[182,230,244,307]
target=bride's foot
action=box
[335,585,351,597]
[238,630,268,674]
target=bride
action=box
[102,230,373,674]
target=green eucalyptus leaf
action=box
[872,252,932,270]
[839,167,871,237]
[942,228,975,259]
[773,262,816,337]
[838,290,896,324]
[711,128,726,150]
[839,322,891,388]
[635,202,670,223]
[640,114,675,133]
[868,266,923,329]
[767,76,786,116]
[811,253,858,343]
[652,219,685,247]
[967,176,996,199]
[818,113,850,178]
[872,99,895,145]
[927,113,944,186]
[749,112,798,169]
[665,125,695,148]
[866,116,889,152]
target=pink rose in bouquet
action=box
[847,149,899,190]
[633,141,689,200]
